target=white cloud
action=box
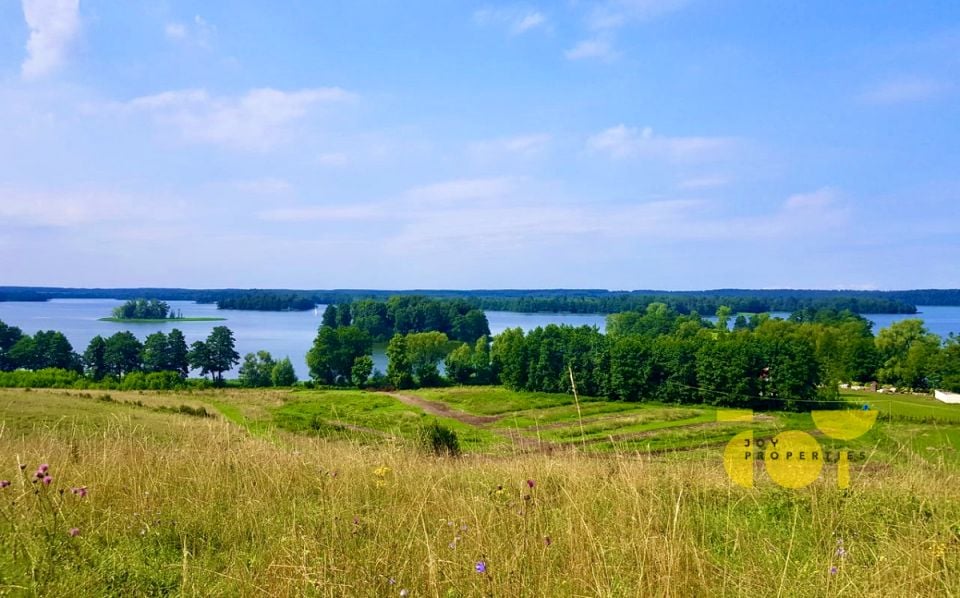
[164,15,216,46]
[258,205,385,223]
[21,0,81,79]
[469,134,552,158]
[588,0,689,30]
[587,124,734,161]
[0,186,184,228]
[565,38,617,61]
[112,87,354,151]
[317,152,349,167]
[474,7,548,35]
[232,178,293,194]
[678,175,731,190]
[860,77,950,105]
[404,177,518,205]
[164,23,186,40]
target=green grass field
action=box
[0,385,958,595]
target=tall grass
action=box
[0,390,957,596]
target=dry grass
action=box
[0,388,958,596]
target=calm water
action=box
[0,300,957,379]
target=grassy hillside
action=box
[0,387,957,595]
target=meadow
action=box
[0,386,958,596]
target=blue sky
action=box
[1,1,958,290]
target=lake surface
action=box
[1,300,958,379]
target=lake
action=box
[1,300,958,379]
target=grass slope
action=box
[0,387,958,595]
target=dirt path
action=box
[380,392,555,451]
[382,392,502,425]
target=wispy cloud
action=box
[565,38,618,61]
[468,134,552,159]
[678,176,731,190]
[860,77,950,105]
[474,6,548,35]
[231,178,293,194]
[108,87,354,151]
[21,0,81,79]
[0,186,185,228]
[586,125,734,161]
[164,15,216,47]
[587,0,689,30]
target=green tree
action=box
[306,325,371,384]
[104,331,143,378]
[141,332,170,372]
[386,333,414,389]
[875,319,941,388]
[444,343,475,384]
[491,327,527,390]
[0,321,24,371]
[351,355,374,387]
[406,331,449,386]
[238,351,275,387]
[321,305,338,328]
[166,328,190,377]
[204,326,241,384]
[715,305,732,332]
[8,336,38,370]
[271,357,298,386]
[472,335,492,384]
[83,335,108,381]
[335,303,353,327]
[188,341,211,380]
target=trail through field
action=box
[381,392,555,451]
[382,392,501,425]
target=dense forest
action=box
[6,286,960,313]
[217,293,316,311]
[320,297,491,343]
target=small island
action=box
[98,298,225,323]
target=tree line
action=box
[216,293,316,311]
[5,287,940,314]
[319,297,490,343]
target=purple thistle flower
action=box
[836,547,847,558]
[42,475,53,486]
[38,464,49,474]
[526,479,535,489]
[829,566,838,575]
[0,480,10,489]
[72,487,88,498]
[68,527,80,537]
[475,561,486,574]
[544,536,552,547]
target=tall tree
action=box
[104,332,143,378]
[141,332,170,372]
[271,357,298,386]
[321,305,338,328]
[166,328,190,377]
[204,326,241,384]
[83,335,108,381]
[238,351,275,387]
[0,321,24,371]
[386,333,413,389]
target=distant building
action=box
[934,390,960,404]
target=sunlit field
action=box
[1,387,958,596]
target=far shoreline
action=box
[98,317,226,323]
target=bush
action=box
[0,368,82,388]
[417,422,460,457]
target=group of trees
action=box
[305,324,374,385]
[111,299,177,320]
[0,321,248,387]
[217,293,316,311]
[320,297,490,343]
[237,351,298,387]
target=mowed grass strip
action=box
[414,386,601,415]
[273,389,504,451]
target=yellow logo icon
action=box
[722,409,876,489]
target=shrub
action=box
[417,422,460,457]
